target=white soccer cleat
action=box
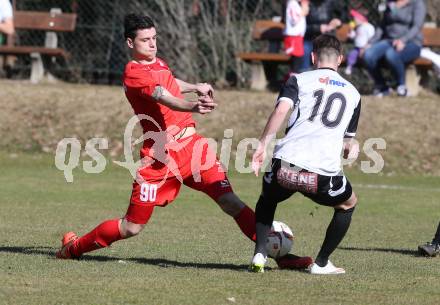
[249,253,267,273]
[309,260,345,275]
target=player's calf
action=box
[314,193,357,269]
[56,219,123,259]
[216,193,257,241]
[216,192,245,217]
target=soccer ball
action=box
[266,221,294,258]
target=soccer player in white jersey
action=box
[250,34,361,274]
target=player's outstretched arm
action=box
[252,100,291,176]
[176,79,214,97]
[153,86,216,114]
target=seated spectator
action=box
[0,0,14,42]
[301,0,348,72]
[363,0,426,97]
[283,0,309,74]
[344,9,375,75]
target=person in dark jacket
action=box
[300,0,348,71]
[363,0,426,97]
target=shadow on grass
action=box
[339,246,419,256]
[0,246,54,256]
[0,246,254,271]
[82,254,252,271]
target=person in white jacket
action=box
[284,0,309,74]
[0,0,14,43]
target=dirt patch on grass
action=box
[0,80,439,175]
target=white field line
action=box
[353,183,440,193]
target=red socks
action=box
[234,205,256,242]
[69,206,256,257]
[71,219,122,257]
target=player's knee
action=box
[350,192,358,207]
[335,192,357,210]
[216,193,245,217]
[384,48,398,61]
[124,225,144,237]
[120,221,145,238]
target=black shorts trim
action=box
[261,159,353,207]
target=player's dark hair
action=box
[312,34,343,61]
[124,14,155,40]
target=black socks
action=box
[433,221,440,244]
[315,207,355,267]
[254,195,278,255]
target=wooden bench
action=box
[0,9,77,83]
[237,20,350,90]
[239,20,440,94]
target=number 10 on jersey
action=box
[309,89,346,128]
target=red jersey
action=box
[122,58,196,157]
[121,59,234,213]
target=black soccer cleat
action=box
[418,242,440,257]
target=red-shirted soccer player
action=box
[55,14,312,269]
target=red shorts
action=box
[284,36,304,57]
[125,133,233,224]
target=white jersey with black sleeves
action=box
[273,68,361,176]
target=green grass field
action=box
[0,152,439,305]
